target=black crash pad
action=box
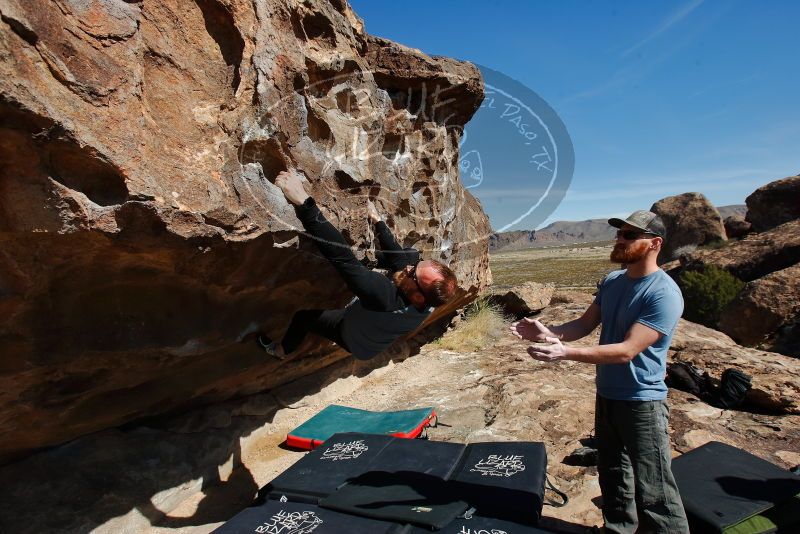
[264,433,394,502]
[263,433,549,527]
[404,514,557,533]
[319,470,470,529]
[212,499,403,533]
[672,441,800,533]
[264,433,466,503]
[451,441,548,524]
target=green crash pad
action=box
[723,493,800,534]
[286,405,436,450]
[673,441,800,534]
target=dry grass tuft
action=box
[433,297,507,352]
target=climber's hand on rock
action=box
[367,200,381,223]
[276,170,310,206]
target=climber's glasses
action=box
[409,263,419,281]
[406,262,421,288]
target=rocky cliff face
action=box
[0,0,491,463]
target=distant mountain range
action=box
[489,204,746,252]
[716,204,747,219]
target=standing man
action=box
[510,210,689,533]
[257,170,458,361]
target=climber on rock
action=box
[256,169,458,361]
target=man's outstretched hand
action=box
[527,337,568,362]
[509,317,558,342]
[275,170,310,206]
[367,200,381,223]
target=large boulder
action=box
[488,281,555,317]
[769,323,800,359]
[0,0,491,463]
[651,192,726,264]
[718,264,800,356]
[745,175,800,232]
[675,219,800,282]
[723,214,752,239]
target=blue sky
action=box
[349,0,800,230]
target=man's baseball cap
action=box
[608,210,667,239]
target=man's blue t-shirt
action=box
[594,269,683,401]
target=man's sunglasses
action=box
[616,229,658,240]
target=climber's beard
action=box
[392,269,425,308]
[392,268,416,294]
[610,240,650,264]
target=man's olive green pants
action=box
[595,395,689,534]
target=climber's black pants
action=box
[281,308,348,354]
[278,198,408,355]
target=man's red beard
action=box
[392,269,426,309]
[610,240,650,264]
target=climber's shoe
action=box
[257,334,287,360]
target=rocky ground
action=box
[5,290,796,533]
[148,291,800,533]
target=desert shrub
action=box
[680,265,744,328]
[433,296,506,351]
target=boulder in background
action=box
[651,192,726,264]
[674,218,800,283]
[723,215,752,239]
[718,264,800,356]
[745,175,800,232]
[488,281,555,318]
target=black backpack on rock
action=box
[666,363,751,410]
